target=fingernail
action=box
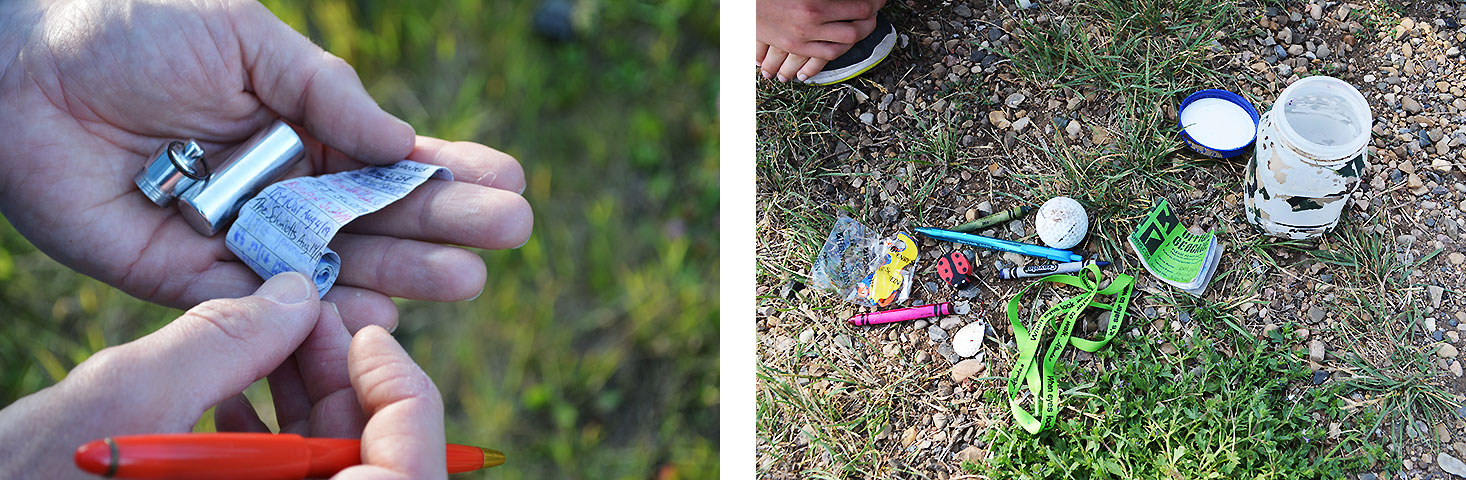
[324,301,342,319]
[393,116,415,133]
[395,118,417,153]
[797,73,809,82]
[760,70,772,80]
[468,286,485,302]
[776,74,788,82]
[257,272,314,304]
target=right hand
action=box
[0,272,448,480]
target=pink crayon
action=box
[848,302,953,327]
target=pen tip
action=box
[482,448,506,468]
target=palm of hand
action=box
[1,2,299,307]
[0,1,529,324]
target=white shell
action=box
[953,321,987,357]
[1035,196,1089,249]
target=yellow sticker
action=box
[868,232,918,306]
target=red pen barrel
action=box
[308,438,499,475]
[76,434,312,479]
[302,438,361,478]
[76,434,504,479]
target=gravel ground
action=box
[756,1,1466,478]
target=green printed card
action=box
[1128,198,1222,296]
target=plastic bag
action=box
[810,216,917,307]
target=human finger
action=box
[798,58,830,84]
[782,39,851,62]
[341,181,533,251]
[760,47,788,80]
[756,41,770,65]
[233,3,414,164]
[295,302,366,438]
[407,137,526,193]
[331,234,486,302]
[847,16,879,42]
[333,465,414,480]
[164,259,398,334]
[814,0,881,22]
[213,394,271,433]
[267,357,313,435]
[779,54,812,84]
[323,285,399,334]
[346,326,446,479]
[87,273,319,417]
[808,20,865,47]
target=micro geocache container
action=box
[1177,89,1260,158]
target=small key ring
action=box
[167,140,210,180]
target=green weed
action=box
[973,331,1386,479]
[757,339,934,477]
[1338,343,1463,447]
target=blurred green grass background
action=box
[0,0,719,478]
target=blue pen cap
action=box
[1177,89,1260,158]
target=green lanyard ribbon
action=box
[1005,264,1135,434]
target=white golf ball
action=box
[1035,196,1088,249]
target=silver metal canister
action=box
[1244,76,1372,239]
[134,140,208,206]
[178,120,306,235]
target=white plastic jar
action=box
[1244,76,1373,239]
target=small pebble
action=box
[951,359,984,382]
[1005,92,1026,108]
[938,343,959,364]
[1403,97,1423,114]
[953,322,987,357]
[929,325,949,343]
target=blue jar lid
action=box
[1177,89,1260,158]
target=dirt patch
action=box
[757,0,1466,478]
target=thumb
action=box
[120,272,320,418]
[232,2,414,164]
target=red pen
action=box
[848,302,953,326]
[74,433,504,479]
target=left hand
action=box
[0,0,533,330]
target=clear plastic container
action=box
[1244,76,1372,239]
